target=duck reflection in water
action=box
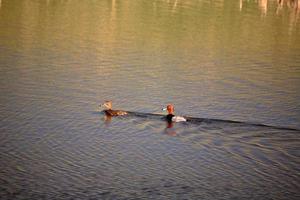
[103,114,112,125]
[164,121,177,136]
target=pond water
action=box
[0,0,300,199]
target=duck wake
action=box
[120,111,300,132]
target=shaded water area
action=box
[1,0,300,199]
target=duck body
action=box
[100,101,128,116]
[104,109,127,116]
[165,114,187,122]
[171,115,187,122]
[166,114,175,122]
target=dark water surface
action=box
[1,0,300,199]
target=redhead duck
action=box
[162,104,187,122]
[100,101,127,116]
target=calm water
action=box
[1,0,300,199]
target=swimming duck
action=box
[100,101,128,116]
[162,104,187,122]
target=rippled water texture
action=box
[0,0,300,199]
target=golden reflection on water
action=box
[259,0,268,15]
[2,0,299,91]
[238,0,300,33]
[276,0,300,33]
[1,0,299,106]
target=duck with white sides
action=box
[162,104,187,122]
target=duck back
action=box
[105,109,127,116]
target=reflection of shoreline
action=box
[276,0,300,34]
[277,0,300,13]
[259,0,268,16]
[239,0,299,13]
[239,0,299,31]
[278,0,300,9]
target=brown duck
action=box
[100,101,128,116]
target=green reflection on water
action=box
[0,0,299,52]
[0,0,299,126]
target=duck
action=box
[162,104,187,122]
[99,101,128,116]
